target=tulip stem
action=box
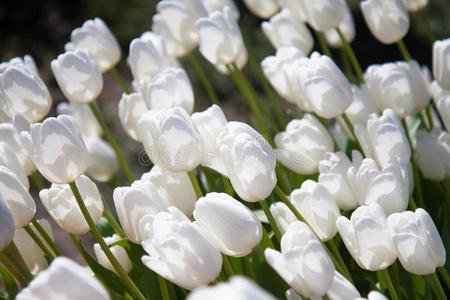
[157,274,171,300]
[221,175,234,196]
[31,218,62,256]
[419,112,431,131]
[327,240,353,284]
[0,251,28,285]
[222,254,235,278]
[275,165,291,194]
[24,224,55,261]
[339,48,357,84]
[336,27,364,83]
[3,246,33,282]
[417,9,435,44]
[425,104,434,129]
[243,256,255,280]
[187,170,203,198]
[315,31,333,58]
[110,66,132,94]
[379,268,399,300]
[259,199,282,243]
[341,113,364,154]
[396,40,412,61]
[88,102,135,184]
[274,185,304,223]
[426,273,447,300]
[102,209,126,238]
[187,53,220,105]
[409,196,418,210]
[69,182,146,300]
[30,172,45,190]
[438,267,450,290]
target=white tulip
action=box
[242,0,280,19]
[39,175,103,235]
[0,55,38,75]
[278,0,306,22]
[0,142,29,190]
[0,193,14,251]
[402,0,428,12]
[433,38,450,90]
[324,5,356,48]
[437,96,450,131]
[299,0,347,32]
[416,129,450,181]
[345,84,379,127]
[85,137,119,182]
[65,18,121,72]
[202,0,239,18]
[51,49,103,104]
[117,92,148,141]
[56,102,102,140]
[270,202,297,235]
[326,271,361,300]
[94,234,132,274]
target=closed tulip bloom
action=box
[85,137,119,182]
[324,5,356,48]
[433,38,450,90]
[326,271,361,300]
[361,291,390,300]
[0,65,52,123]
[117,92,148,141]
[0,55,38,74]
[336,203,397,271]
[275,115,334,175]
[296,52,353,119]
[51,49,103,104]
[355,109,411,168]
[141,67,194,114]
[318,151,360,210]
[0,142,29,190]
[65,18,121,72]
[138,106,203,172]
[299,0,347,32]
[16,257,110,300]
[21,115,88,184]
[152,0,208,57]
[142,207,222,290]
[57,102,102,140]
[270,202,297,235]
[437,97,450,131]
[242,0,279,19]
[188,276,276,300]
[361,0,409,44]
[262,9,313,55]
[290,180,340,241]
[278,0,306,21]
[203,0,239,18]
[39,175,103,235]
[192,104,228,175]
[217,122,276,202]
[196,7,247,72]
[94,234,132,274]
[0,194,14,251]
[265,221,335,297]
[402,0,428,12]
[387,208,446,275]
[345,84,379,127]
[0,166,35,228]
[193,192,262,257]
[416,129,450,181]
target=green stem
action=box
[187,170,203,198]
[396,40,412,61]
[31,218,62,256]
[3,247,33,282]
[0,251,27,286]
[259,199,282,243]
[102,209,126,238]
[336,27,364,83]
[276,166,291,194]
[426,104,434,129]
[323,294,331,300]
[110,66,132,94]
[88,102,135,183]
[392,262,402,300]
[316,31,333,58]
[187,53,220,105]
[438,267,450,290]
[68,182,146,300]
[221,254,235,278]
[341,113,364,153]
[339,48,357,84]
[426,273,447,300]
[30,172,45,190]
[327,240,353,284]
[243,256,255,280]
[417,9,435,44]
[419,112,431,131]
[158,274,171,300]
[379,268,399,300]
[409,196,418,210]
[24,224,55,260]
[221,175,234,196]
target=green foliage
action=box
[0,265,18,299]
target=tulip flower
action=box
[336,203,397,271]
[65,18,121,72]
[152,0,208,57]
[360,0,409,44]
[142,207,222,290]
[203,0,239,18]
[437,97,450,131]
[265,221,335,297]
[187,276,276,300]
[0,166,36,228]
[262,9,314,55]
[141,67,194,114]
[432,38,450,90]
[402,0,428,12]
[387,208,446,275]
[16,257,110,300]
[0,55,38,74]
[0,142,29,190]
[94,234,132,274]
[39,175,103,235]
[0,64,52,123]
[21,115,88,184]
[117,92,148,141]
[85,137,119,182]
[242,0,279,19]
[217,121,276,202]
[298,0,347,32]
[51,49,103,104]
[290,180,341,241]
[138,106,203,172]
[416,129,450,181]
[359,291,390,300]
[345,84,379,127]
[278,0,306,21]
[296,52,353,119]
[193,192,262,257]
[355,109,411,168]
[57,102,102,140]
[270,202,297,235]
[196,7,247,73]
[324,5,356,48]
[0,193,14,251]
[275,114,334,175]
[191,104,228,175]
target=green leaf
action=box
[96,216,115,237]
[258,226,275,252]
[0,265,18,299]
[108,238,130,248]
[0,296,9,300]
[253,209,269,224]
[253,261,288,299]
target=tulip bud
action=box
[361,291,390,300]
[296,52,353,119]
[387,208,446,275]
[196,7,247,72]
[117,92,148,141]
[152,0,208,57]
[51,49,103,104]
[433,38,450,90]
[437,97,450,131]
[187,276,276,300]
[262,9,314,55]
[275,114,334,175]
[138,106,203,172]
[345,84,379,127]
[0,65,52,123]
[217,122,276,202]
[65,18,121,72]
[402,0,428,12]
[16,257,110,300]
[416,129,450,181]
[57,102,102,140]
[265,221,335,297]
[242,0,279,18]
[326,271,361,300]
[336,203,397,271]
[193,192,262,257]
[85,137,119,182]
[0,194,14,251]
[0,55,38,75]
[0,142,29,190]
[324,5,355,48]
[141,67,194,114]
[142,207,222,290]
[298,0,347,32]
[361,0,409,44]
[203,0,239,18]
[270,202,297,235]
[355,109,411,168]
[21,115,88,184]
[278,0,306,21]
[94,234,132,274]
[39,175,103,235]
